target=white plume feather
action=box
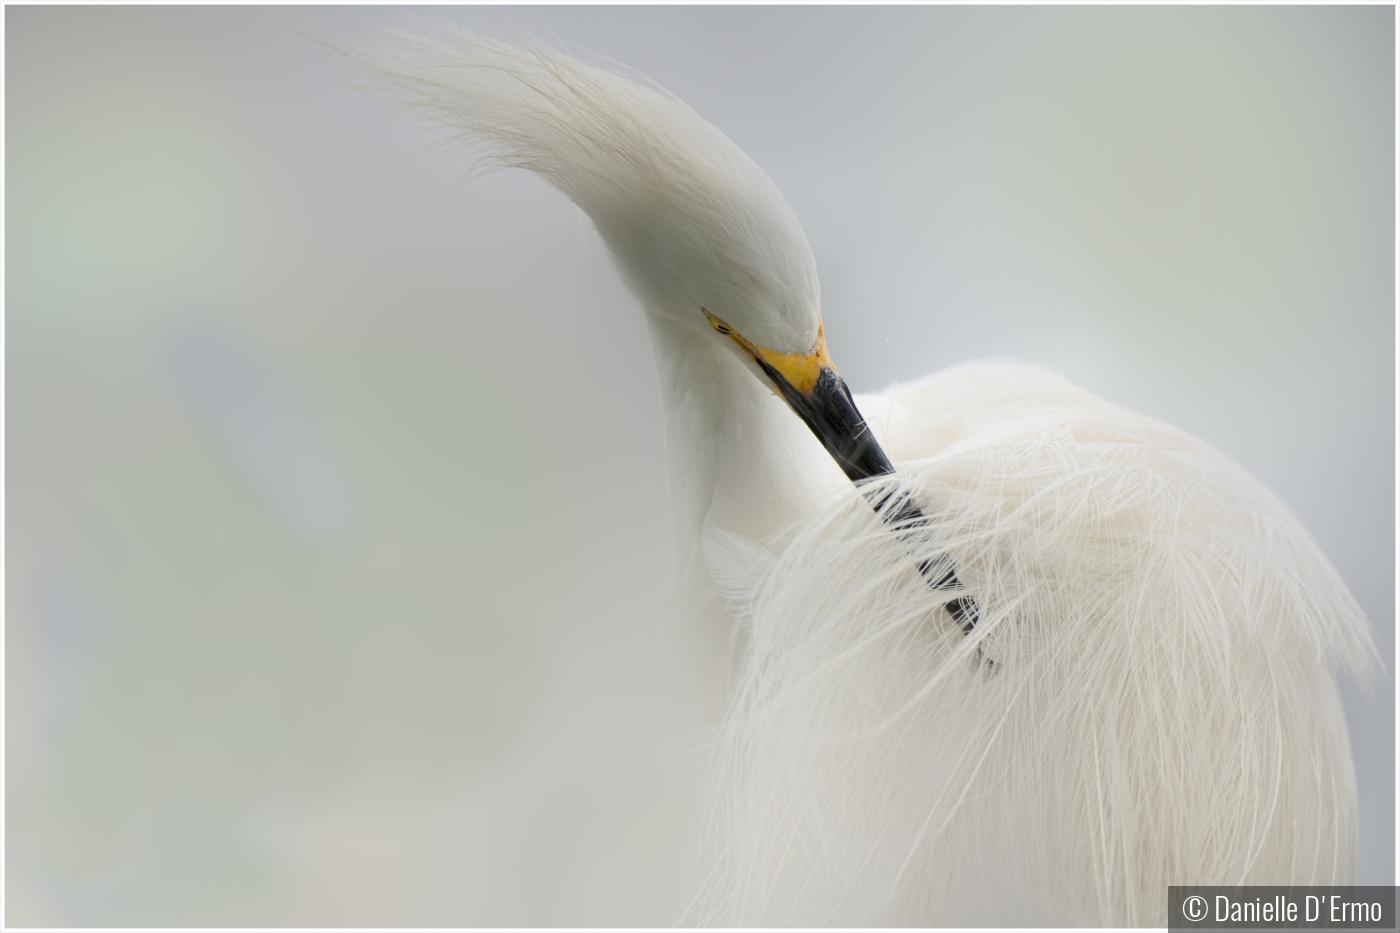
[688,367,1376,926]
[703,528,777,631]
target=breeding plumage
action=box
[698,362,1371,924]
[347,28,1375,926]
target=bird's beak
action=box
[705,310,979,633]
[705,311,895,482]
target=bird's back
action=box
[857,359,1135,463]
[696,361,1374,926]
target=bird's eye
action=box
[703,309,736,336]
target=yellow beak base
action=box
[703,310,835,394]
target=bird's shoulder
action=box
[854,359,1118,464]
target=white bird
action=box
[346,28,1376,926]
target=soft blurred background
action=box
[6,5,1393,925]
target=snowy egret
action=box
[348,29,1376,926]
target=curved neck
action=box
[645,317,846,561]
[643,316,848,715]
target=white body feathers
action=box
[694,362,1372,924]
[351,30,1374,926]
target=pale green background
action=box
[6,5,1393,925]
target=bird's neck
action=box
[644,315,848,716]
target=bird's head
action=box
[354,29,892,480]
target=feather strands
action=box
[692,373,1374,926]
